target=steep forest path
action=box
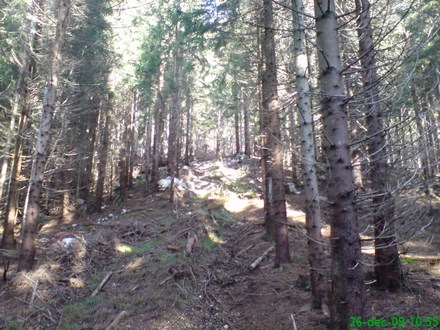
[1,158,440,329]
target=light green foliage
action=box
[134,0,232,139]
[397,0,440,99]
[401,257,419,264]
[7,320,20,330]
[60,324,77,330]
[61,296,106,328]
[66,0,113,94]
[211,208,236,223]
[201,236,217,252]
[162,253,178,265]
[131,240,160,256]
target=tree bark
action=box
[184,85,192,165]
[243,91,251,157]
[261,0,290,266]
[234,82,241,155]
[215,110,222,158]
[167,22,181,180]
[314,0,365,326]
[18,0,71,271]
[287,106,298,182]
[292,0,327,310]
[257,9,270,235]
[426,95,439,177]
[128,90,137,189]
[95,95,112,212]
[356,0,402,292]
[78,96,100,204]
[150,63,166,193]
[119,107,129,202]
[144,104,152,182]
[1,0,45,250]
[411,86,430,186]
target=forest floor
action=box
[1,158,440,330]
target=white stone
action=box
[61,237,78,248]
[158,177,172,191]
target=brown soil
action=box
[0,160,439,330]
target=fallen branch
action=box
[290,313,298,330]
[106,310,127,330]
[235,244,255,258]
[159,275,173,286]
[30,279,39,305]
[249,246,274,270]
[91,271,112,297]
[123,208,147,214]
[159,228,190,247]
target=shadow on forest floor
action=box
[0,159,439,329]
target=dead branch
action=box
[290,313,298,330]
[235,244,255,258]
[30,279,39,305]
[106,310,127,330]
[159,275,174,286]
[249,246,274,270]
[91,271,112,297]
[158,228,191,247]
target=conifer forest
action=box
[0,0,439,329]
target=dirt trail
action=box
[1,159,439,329]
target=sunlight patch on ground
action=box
[125,257,146,271]
[115,243,133,253]
[40,219,60,234]
[286,208,305,223]
[431,264,440,276]
[68,277,84,288]
[223,196,262,213]
[147,313,196,330]
[208,231,224,244]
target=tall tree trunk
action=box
[234,82,241,155]
[261,0,290,266]
[285,97,298,182]
[184,85,192,165]
[411,86,430,186]
[257,6,270,239]
[144,104,152,181]
[314,0,365,326]
[0,0,44,202]
[1,0,45,251]
[79,96,100,204]
[150,64,166,193]
[243,91,251,157]
[426,95,439,177]
[292,0,327,310]
[95,95,112,212]
[18,0,71,271]
[356,0,402,291]
[119,109,129,202]
[215,110,222,158]
[167,23,181,179]
[128,90,137,189]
